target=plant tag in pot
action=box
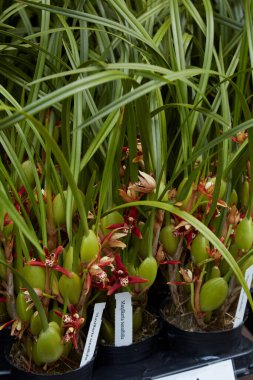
[115,292,133,346]
[154,359,235,380]
[233,265,253,328]
[80,302,106,366]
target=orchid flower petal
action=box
[128,275,148,284]
[53,265,72,278]
[27,260,46,268]
[107,283,121,295]
[0,319,15,330]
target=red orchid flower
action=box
[206,237,225,265]
[173,216,198,248]
[86,255,114,294]
[118,185,142,203]
[27,246,72,278]
[107,254,148,295]
[55,305,85,349]
[121,142,143,163]
[106,207,142,239]
[101,228,128,249]
[21,288,43,310]
[197,178,227,210]
[206,246,222,264]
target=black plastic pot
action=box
[96,330,161,366]
[6,352,95,380]
[244,288,253,334]
[147,268,170,315]
[162,319,244,357]
[0,328,13,370]
[160,309,244,357]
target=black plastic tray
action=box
[1,331,253,379]
[92,332,253,379]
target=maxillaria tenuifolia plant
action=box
[1,0,253,375]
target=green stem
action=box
[87,291,103,307]
[147,211,155,258]
[194,265,206,315]
[164,212,172,226]
[199,264,206,281]
[224,224,233,247]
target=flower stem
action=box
[147,211,155,258]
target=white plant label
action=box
[115,291,133,346]
[80,302,106,366]
[154,359,235,380]
[233,264,253,328]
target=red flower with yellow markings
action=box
[107,254,148,295]
[27,246,72,278]
[106,207,142,239]
[55,305,85,349]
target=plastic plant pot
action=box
[6,351,95,380]
[244,288,253,334]
[160,312,244,357]
[96,330,161,366]
[0,328,13,370]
